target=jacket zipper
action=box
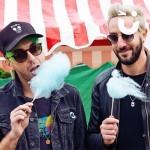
[144,102,150,148]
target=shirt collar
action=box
[13,72,24,97]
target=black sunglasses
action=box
[6,43,42,63]
[107,33,134,44]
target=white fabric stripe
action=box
[98,0,111,21]
[76,0,105,44]
[143,0,150,12]
[47,0,107,55]
[53,0,75,46]
[4,0,18,26]
[29,0,48,54]
[121,0,134,6]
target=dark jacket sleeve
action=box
[86,83,104,150]
[86,68,115,150]
[74,91,87,150]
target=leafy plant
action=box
[0,68,11,79]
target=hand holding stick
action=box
[32,98,36,103]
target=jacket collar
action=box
[51,84,69,99]
[13,72,24,97]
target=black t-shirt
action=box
[116,72,146,150]
[34,97,52,150]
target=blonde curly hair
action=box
[107,3,146,32]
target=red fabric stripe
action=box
[65,0,89,46]
[62,39,110,46]
[99,25,109,35]
[102,50,111,64]
[17,0,30,22]
[110,0,122,4]
[82,51,92,67]
[88,0,109,36]
[88,0,105,25]
[91,39,111,46]
[0,52,4,57]
[41,0,61,50]
[0,0,5,29]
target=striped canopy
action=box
[0,0,150,60]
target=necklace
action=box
[129,73,147,107]
[39,115,53,145]
[121,70,147,107]
[129,96,136,107]
[42,130,51,144]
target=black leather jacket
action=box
[86,53,150,150]
[0,74,87,150]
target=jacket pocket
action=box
[56,108,76,150]
[57,108,77,124]
[56,108,76,136]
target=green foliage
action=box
[0,78,12,87]
[0,68,11,79]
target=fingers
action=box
[100,116,119,145]
[12,102,33,113]
[102,116,119,124]
[9,102,33,138]
[11,110,27,120]
[10,102,33,121]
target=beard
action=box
[114,38,143,65]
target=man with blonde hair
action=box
[86,3,150,150]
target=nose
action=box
[27,51,36,62]
[117,35,127,49]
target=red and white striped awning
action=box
[0,0,150,60]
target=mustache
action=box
[118,46,132,52]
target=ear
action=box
[5,59,15,78]
[141,28,148,42]
[5,59,14,71]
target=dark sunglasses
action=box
[6,43,42,63]
[107,33,134,44]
